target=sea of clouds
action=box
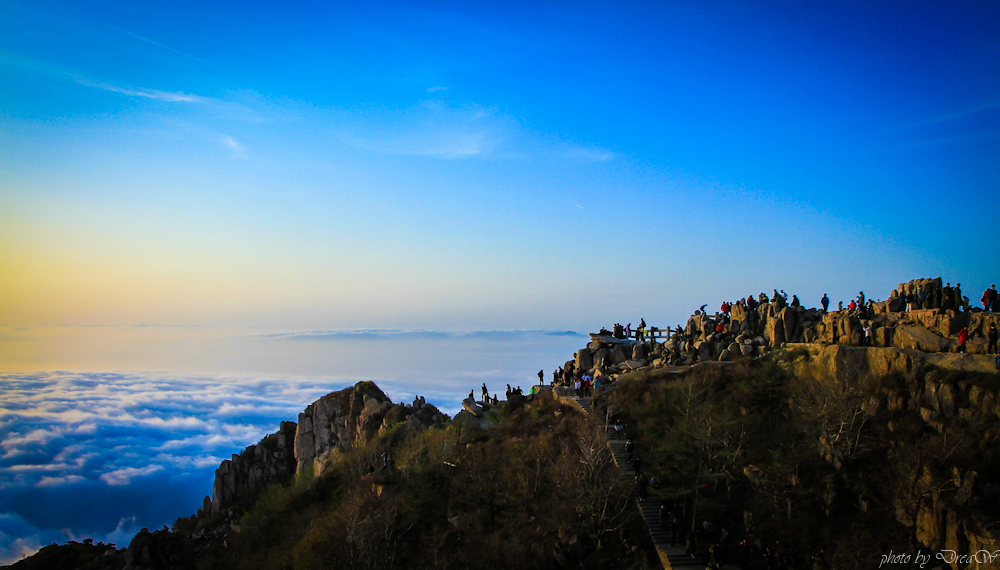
[0,371,344,563]
[0,329,586,563]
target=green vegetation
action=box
[222,395,648,570]
[601,358,1000,569]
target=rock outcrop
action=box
[209,382,449,517]
[294,381,395,476]
[292,381,446,476]
[211,420,297,515]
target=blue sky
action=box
[3,0,998,334]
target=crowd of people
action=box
[601,318,653,341]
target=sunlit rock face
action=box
[293,381,393,477]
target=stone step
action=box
[587,396,746,568]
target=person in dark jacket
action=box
[637,475,648,501]
[821,294,829,313]
[988,324,998,354]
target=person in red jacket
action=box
[957,327,969,353]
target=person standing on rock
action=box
[988,324,998,354]
[863,323,873,346]
[821,294,829,313]
[537,369,544,385]
[957,327,969,353]
[481,383,488,401]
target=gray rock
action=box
[212,421,297,515]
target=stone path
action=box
[567,395,739,570]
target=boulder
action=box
[892,324,954,353]
[781,307,797,346]
[632,343,647,360]
[462,398,485,418]
[592,347,609,368]
[764,316,785,347]
[697,341,714,362]
[611,345,627,365]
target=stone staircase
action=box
[568,395,736,570]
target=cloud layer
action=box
[0,371,339,563]
[0,329,586,563]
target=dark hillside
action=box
[221,393,647,570]
[601,354,1000,569]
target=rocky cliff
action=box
[210,381,447,517]
[210,420,297,516]
[574,277,999,383]
[294,381,447,476]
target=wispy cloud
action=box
[893,97,1000,132]
[69,74,206,103]
[895,129,1000,149]
[426,86,448,93]
[36,474,85,487]
[110,26,207,64]
[221,135,241,150]
[332,101,618,163]
[99,465,163,486]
